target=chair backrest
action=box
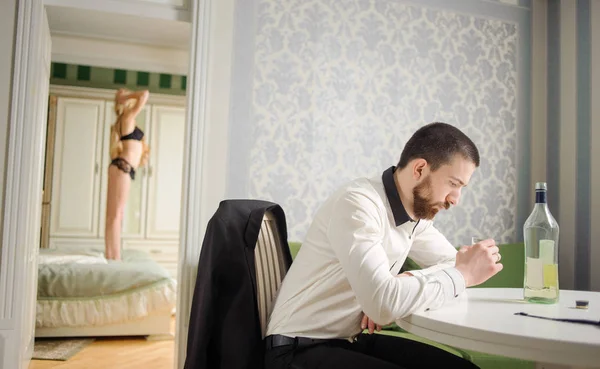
[254,211,289,338]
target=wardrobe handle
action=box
[95,163,99,174]
[148,166,153,177]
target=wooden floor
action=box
[29,318,176,369]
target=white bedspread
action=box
[37,248,176,328]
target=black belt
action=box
[265,334,340,350]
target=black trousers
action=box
[264,333,480,369]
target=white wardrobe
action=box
[42,86,186,278]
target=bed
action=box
[35,248,177,339]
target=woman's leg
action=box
[105,165,131,260]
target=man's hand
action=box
[455,238,503,287]
[360,272,412,333]
[361,312,382,334]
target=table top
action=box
[396,288,600,367]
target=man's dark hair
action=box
[397,122,480,171]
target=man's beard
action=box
[412,176,451,220]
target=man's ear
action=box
[412,159,428,180]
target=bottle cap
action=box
[535,182,547,191]
[575,300,589,309]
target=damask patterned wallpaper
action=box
[234,0,522,246]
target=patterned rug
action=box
[32,338,95,361]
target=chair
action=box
[183,200,290,369]
[254,211,291,338]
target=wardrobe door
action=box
[98,102,151,240]
[50,97,105,238]
[145,105,186,239]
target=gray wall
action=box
[227,0,532,247]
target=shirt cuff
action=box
[435,267,466,298]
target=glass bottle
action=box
[523,182,560,303]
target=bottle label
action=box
[543,264,558,288]
[526,257,544,289]
[526,257,559,288]
[539,240,554,264]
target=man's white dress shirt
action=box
[266,167,466,341]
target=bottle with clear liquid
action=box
[523,182,560,303]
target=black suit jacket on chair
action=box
[183,199,291,369]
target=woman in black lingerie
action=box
[105,88,150,260]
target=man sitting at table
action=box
[264,122,503,369]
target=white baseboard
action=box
[35,311,173,338]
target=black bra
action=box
[120,126,144,141]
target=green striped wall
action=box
[50,63,187,96]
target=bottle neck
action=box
[535,190,547,204]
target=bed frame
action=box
[34,310,174,340]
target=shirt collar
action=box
[382,166,414,226]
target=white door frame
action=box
[175,0,213,367]
[175,0,234,367]
[0,0,52,368]
[3,0,231,367]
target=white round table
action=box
[396,288,600,369]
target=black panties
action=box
[110,157,136,180]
